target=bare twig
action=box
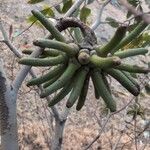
[13,21,36,38]
[84,113,111,150]
[91,0,111,30]
[112,129,125,150]
[64,0,85,17]
[119,0,150,24]
[0,20,22,58]
[134,117,138,150]
[124,11,150,23]
[141,139,149,150]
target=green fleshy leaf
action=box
[62,0,73,13]
[124,31,150,48]
[105,17,119,28]
[27,0,44,4]
[127,110,135,115]
[127,11,132,18]
[80,6,91,23]
[27,6,55,25]
[142,32,150,41]
[127,104,145,119]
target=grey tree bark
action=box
[0,59,18,150]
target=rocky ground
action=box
[0,0,150,149]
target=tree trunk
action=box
[51,119,66,150]
[51,108,69,150]
[0,59,18,150]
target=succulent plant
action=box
[19,10,149,112]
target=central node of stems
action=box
[77,49,90,65]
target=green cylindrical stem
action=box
[32,10,66,42]
[43,49,61,57]
[105,69,140,96]
[22,49,61,58]
[114,64,150,73]
[122,71,140,91]
[73,27,83,43]
[48,81,73,107]
[114,48,148,59]
[95,26,127,56]
[91,71,100,99]
[43,74,62,88]
[76,72,90,111]
[101,72,111,93]
[19,54,67,66]
[90,54,121,69]
[66,67,89,108]
[111,21,148,54]
[33,39,79,57]
[27,65,66,86]
[92,70,116,112]
[40,59,81,98]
